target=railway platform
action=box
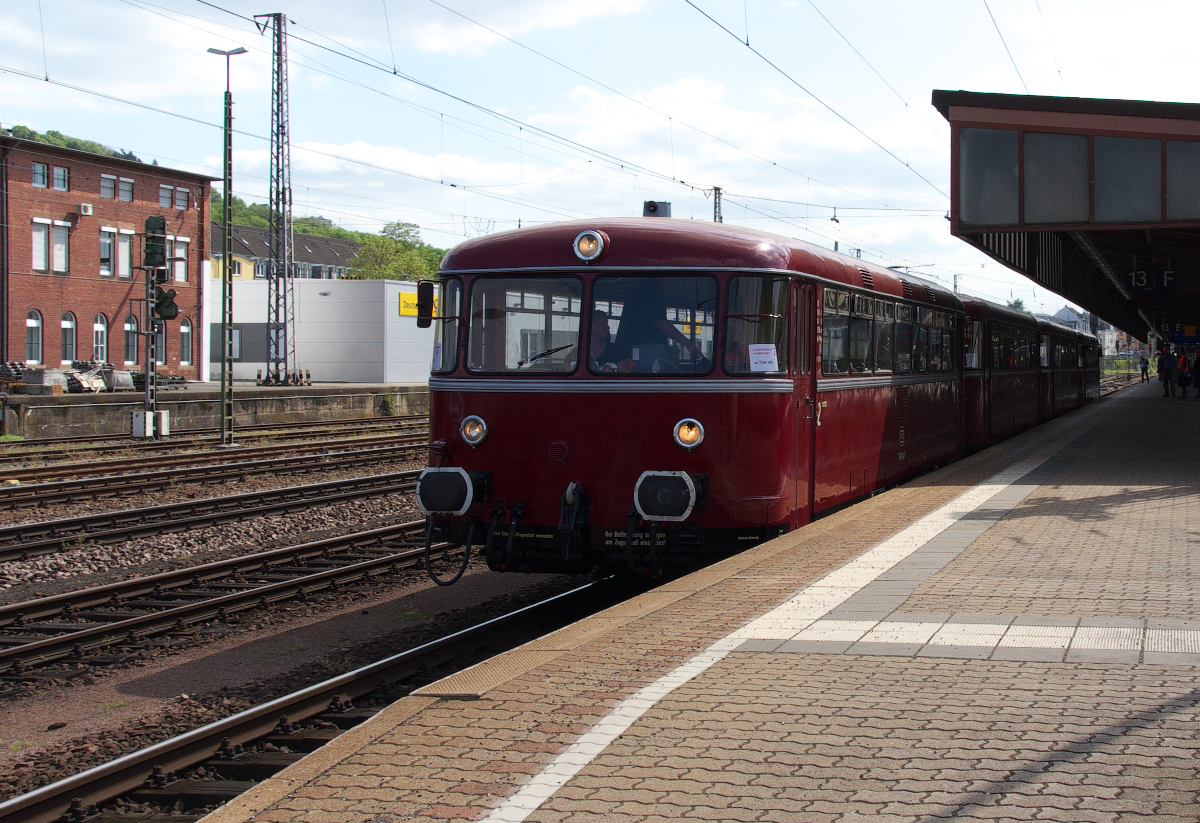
[202,379,1199,823]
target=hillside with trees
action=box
[211,191,447,280]
[7,125,142,161]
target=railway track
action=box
[0,519,436,677]
[0,437,426,505]
[0,469,421,562]
[0,579,616,823]
[0,414,428,465]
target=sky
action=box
[2,0,1195,313]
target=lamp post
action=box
[208,46,247,448]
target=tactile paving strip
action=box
[737,615,1200,664]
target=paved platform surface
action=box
[203,382,1200,823]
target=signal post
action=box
[132,216,179,441]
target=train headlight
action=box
[673,418,704,449]
[573,230,606,262]
[460,415,488,447]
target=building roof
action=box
[210,222,360,266]
[0,136,217,183]
[931,90,1200,122]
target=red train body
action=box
[415,219,1098,577]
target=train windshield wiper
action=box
[518,344,572,368]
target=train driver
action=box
[562,310,632,373]
[608,277,706,372]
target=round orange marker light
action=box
[673,418,704,449]
[460,415,488,447]
[573,230,605,262]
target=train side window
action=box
[431,278,462,374]
[821,289,848,375]
[965,320,982,370]
[943,317,956,371]
[725,275,789,375]
[873,299,893,373]
[848,294,872,374]
[912,325,929,373]
[1039,335,1050,367]
[894,304,912,373]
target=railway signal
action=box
[144,215,167,268]
[153,286,179,320]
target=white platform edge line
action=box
[479,444,1063,822]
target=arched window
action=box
[179,319,193,366]
[60,312,76,364]
[124,315,139,365]
[25,311,42,365]
[93,314,108,363]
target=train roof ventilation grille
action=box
[859,269,874,289]
[901,281,914,299]
[923,286,936,304]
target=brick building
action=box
[0,136,213,379]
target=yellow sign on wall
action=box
[399,292,437,317]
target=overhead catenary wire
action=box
[682,0,948,200]
[1032,0,1067,94]
[192,0,936,228]
[0,63,597,224]
[802,0,949,147]
[425,0,908,211]
[981,0,1030,94]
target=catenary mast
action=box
[255,12,296,384]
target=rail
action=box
[0,437,426,507]
[0,520,433,675]
[0,580,609,823]
[0,469,421,562]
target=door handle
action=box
[804,397,814,419]
[815,401,822,428]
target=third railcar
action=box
[415,219,1098,577]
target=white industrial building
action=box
[205,279,435,383]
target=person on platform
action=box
[1178,349,1191,399]
[1140,355,1150,382]
[1159,347,1176,397]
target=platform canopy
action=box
[933,90,1200,343]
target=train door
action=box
[792,282,815,526]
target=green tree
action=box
[1007,298,1026,312]
[348,234,433,280]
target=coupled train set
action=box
[413,218,1099,578]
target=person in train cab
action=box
[563,310,631,373]
[1178,349,1191,399]
[1140,355,1150,382]
[609,277,707,372]
[1159,347,1176,396]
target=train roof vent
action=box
[859,269,874,289]
[923,286,936,304]
[901,280,914,299]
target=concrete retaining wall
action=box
[1,386,430,440]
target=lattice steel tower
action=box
[255,12,296,384]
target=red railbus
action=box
[415,219,1096,578]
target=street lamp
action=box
[208,46,247,449]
